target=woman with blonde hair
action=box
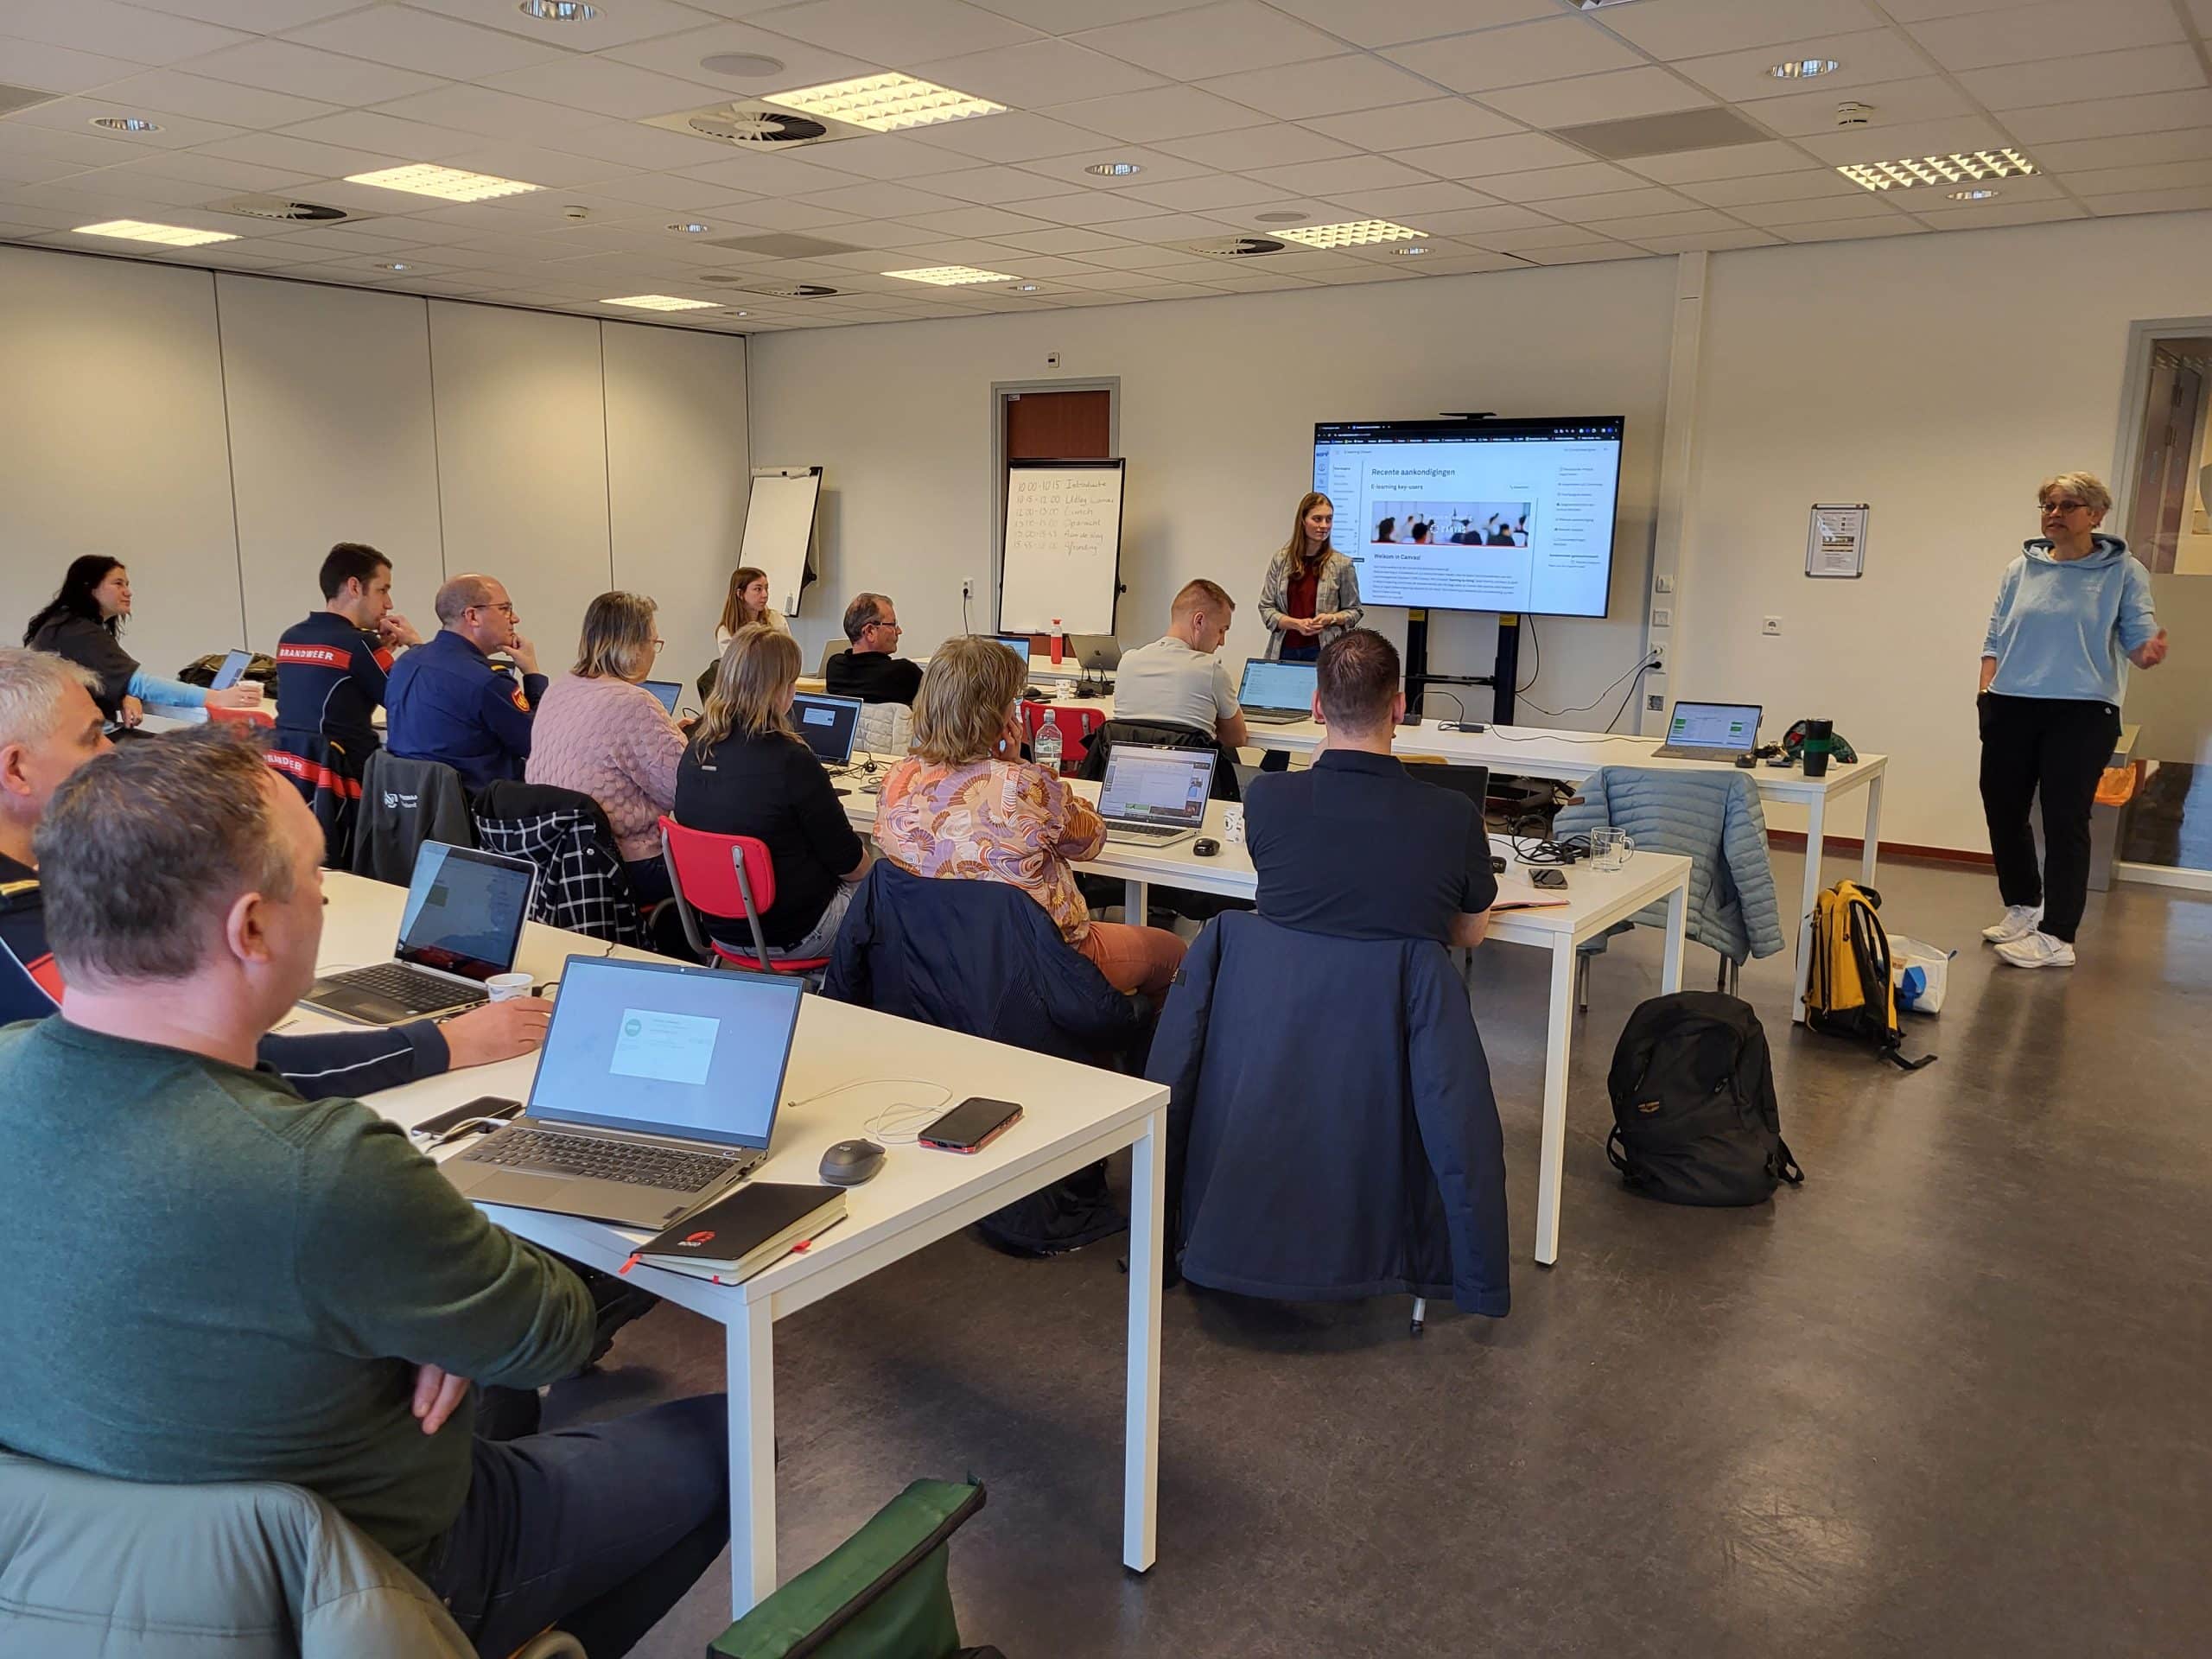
[1257,491,1363,664]
[1976,470,2168,969]
[715,565,789,649]
[674,623,870,960]
[874,634,1186,998]
[525,590,686,904]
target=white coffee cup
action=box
[485,971,534,1002]
[1222,804,1246,846]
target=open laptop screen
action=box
[394,842,536,982]
[1098,745,1214,828]
[527,956,802,1148]
[790,692,861,764]
[1664,702,1760,751]
[985,633,1033,671]
[643,679,682,714]
[1238,658,1317,714]
[210,649,251,690]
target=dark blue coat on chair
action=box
[823,861,1148,1252]
[1147,912,1511,1317]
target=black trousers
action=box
[1977,692,2120,943]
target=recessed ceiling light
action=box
[1010,282,1041,291]
[763,73,1005,134]
[92,116,161,133]
[518,0,597,21]
[1838,149,2035,191]
[699,53,787,79]
[346,163,538,202]
[1086,161,1142,178]
[1770,59,1840,79]
[376,261,411,271]
[1948,188,2000,201]
[732,310,749,316]
[602,294,719,311]
[1394,245,1431,257]
[73,219,236,246]
[885,264,1016,285]
[1254,210,1307,224]
[1274,218,1427,249]
[670,221,711,233]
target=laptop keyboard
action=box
[460,1127,745,1192]
[336,962,487,1013]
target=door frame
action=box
[988,378,1119,629]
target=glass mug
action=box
[1589,827,1635,872]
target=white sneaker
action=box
[1981,904,2043,944]
[1995,930,2075,969]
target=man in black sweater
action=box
[824,591,924,705]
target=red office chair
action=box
[1020,701,1106,774]
[658,816,830,976]
[207,704,276,729]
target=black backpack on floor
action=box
[1605,991,1803,1206]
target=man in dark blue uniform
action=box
[385,574,547,791]
[273,542,421,760]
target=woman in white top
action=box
[715,565,790,650]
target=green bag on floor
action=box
[709,1479,996,1659]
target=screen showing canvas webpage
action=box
[1100,748,1211,823]
[1312,418,1624,618]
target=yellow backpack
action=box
[1805,880,1936,1071]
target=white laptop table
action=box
[843,771,1689,1268]
[308,871,1169,1618]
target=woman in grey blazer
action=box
[1257,491,1363,663]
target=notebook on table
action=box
[444,954,805,1230]
[1096,744,1215,847]
[301,842,537,1026]
[1237,658,1318,725]
[626,1182,846,1283]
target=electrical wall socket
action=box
[1046,351,1061,367]
[1649,641,1667,668]
[1653,572,1675,594]
[1762,615,1782,636]
[1650,607,1671,628]
[963,577,974,599]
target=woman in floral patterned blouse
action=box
[874,634,1187,999]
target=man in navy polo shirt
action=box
[1244,629,1496,948]
[274,542,421,760]
[385,574,546,791]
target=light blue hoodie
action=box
[1980,533,2158,705]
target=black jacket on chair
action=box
[352,749,473,884]
[1075,717,1242,804]
[1146,912,1510,1317]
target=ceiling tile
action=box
[1960,46,2205,111]
[1907,0,2180,73]
[192,130,411,180]
[401,0,734,53]
[274,111,486,162]
[1262,0,1555,49]
[366,84,601,146]
[578,170,751,208]
[1533,187,1697,220]
[1014,188,1169,225]
[1247,154,1433,194]
[1596,0,1889,60]
[1193,54,1440,122]
[1477,161,1651,201]
[1395,16,1643,93]
[601,21,873,89]
[476,57,728,119]
[1797,113,2012,164]
[1674,29,1935,104]
[1016,143,1213,186]
[283,10,569,79]
[987,224,1128,252]
[1163,123,1357,170]
[3,0,248,67]
[929,162,1075,202]
[687,194,849,227]
[1912,200,2088,227]
[796,180,973,217]
[1676,168,1863,207]
[1732,192,1911,226]
[1119,173,1282,210]
[2002,89,2212,145]
[124,0,360,25]
[181,41,448,106]
[423,139,621,187]
[1071,2,1339,81]
[1631,227,1783,251]
[1484,68,1716,128]
[676,150,862,194]
[899,202,1054,237]
[1904,173,2065,207]
[745,0,1038,63]
[913,39,1164,107]
[65,70,335,131]
[544,118,740,168]
[1739,76,1974,139]
[7,95,245,152]
[1777,215,1923,239]
[1418,202,1553,234]
[1627,141,1821,184]
[1560,207,1741,238]
[2064,159,2212,195]
[1401,131,1593,178]
[2036,129,2212,174]
[1303,99,1523,153]
[1319,179,1502,219]
[1518,241,1643,264]
[0,35,146,94]
[1046,85,1262,143]
[2087,185,2212,215]
[785,135,968,181]
[907,111,1111,164]
[123,149,322,192]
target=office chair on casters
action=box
[660,817,832,976]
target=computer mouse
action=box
[1734,753,1758,768]
[819,1139,886,1186]
[1192,837,1220,857]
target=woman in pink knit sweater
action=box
[526,592,687,906]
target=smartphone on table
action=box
[919,1097,1023,1154]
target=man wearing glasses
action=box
[825,591,924,707]
[385,574,548,789]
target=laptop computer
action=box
[1096,744,1215,846]
[442,955,804,1229]
[1237,658,1319,725]
[1652,700,1761,760]
[1069,633,1121,673]
[301,842,537,1025]
[210,648,252,691]
[791,691,862,766]
[643,678,683,714]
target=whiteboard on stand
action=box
[998,458,1124,636]
[740,467,821,619]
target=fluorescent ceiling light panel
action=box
[1274,219,1427,248]
[1838,149,2035,192]
[602,294,720,311]
[763,73,1005,134]
[345,164,540,202]
[73,219,237,246]
[884,264,1017,285]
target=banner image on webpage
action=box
[1370,503,1530,549]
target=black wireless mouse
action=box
[819,1139,886,1186]
[1192,837,1220,857]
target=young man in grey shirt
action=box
[1110,578,1249,749]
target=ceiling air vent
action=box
[643,101,866,149]
[212,194,350,222]
[0,83,59,118]
[697,274,841,296]
[1180,236,1288,258]
[704,232,863,259]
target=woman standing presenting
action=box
[1258,492,1363,664]
[1978,471,2167,969]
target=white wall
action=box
[746,259,1676,726]
[0,245,749,695]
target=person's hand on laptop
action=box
[412,1363,472,1435]
[442,998,552,1070]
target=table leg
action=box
[1661,879,1687,995]
[727,1300,777,1614]
[1123,1105,1164,1574]
[1534,942,1576,1268]
[1859,771,1885,886]
[1123,878,1149,925]
[1791,793,1828,1026]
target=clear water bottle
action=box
[1033,709,1063,774]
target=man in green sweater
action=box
[0,728,728,1658]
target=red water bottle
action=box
[1049,618,1064,666]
